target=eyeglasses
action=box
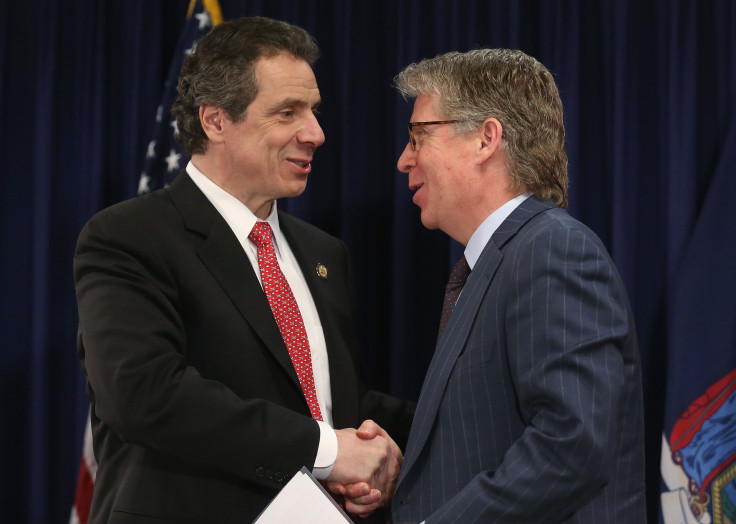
[407,120,460,151]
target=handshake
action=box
[325,420,403,518]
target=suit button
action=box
[255,467,265,478]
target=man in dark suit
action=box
[74,17,413,523]
[387,49,647,522]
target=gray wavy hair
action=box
[394,48,568,208]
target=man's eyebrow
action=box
[266,97,322,112]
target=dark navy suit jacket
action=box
[392,196,646,523]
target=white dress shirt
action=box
[186,161,337,478]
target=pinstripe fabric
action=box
[393,197,646,524]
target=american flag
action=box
[69,2,222,522]
[137,0,223,195]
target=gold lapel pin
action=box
[316,263,328,279]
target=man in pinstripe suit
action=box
[385,49,647,522]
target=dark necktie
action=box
[437,255,471,342]
[248,221,323,421]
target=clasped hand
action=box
[326,420,403,517]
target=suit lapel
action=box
[398,195,556,484]
[398,247,501,482]
[167,173,301,389]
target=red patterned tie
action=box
[437,255,471,342]
[249,222,323,421]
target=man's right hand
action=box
[328,428,390,489]
[326,422,403,517]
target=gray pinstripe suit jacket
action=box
[392,196,646,523]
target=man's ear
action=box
[476,117,504,165]
[199,104,226,143]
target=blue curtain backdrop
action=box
[2,1,734,522]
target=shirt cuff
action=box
[311,421,337,480]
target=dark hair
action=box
[171,17,319,155]
[395,48,568,208]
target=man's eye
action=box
[312,109,321,116]
[279,110,294,118]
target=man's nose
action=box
[299,112,326,147]
[397,142,416,173]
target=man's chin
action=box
[418,211,438,231]
[282,180,308,198]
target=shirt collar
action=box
[185,161,283,248]
[464,193,531,269]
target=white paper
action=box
[253,467,352,523]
